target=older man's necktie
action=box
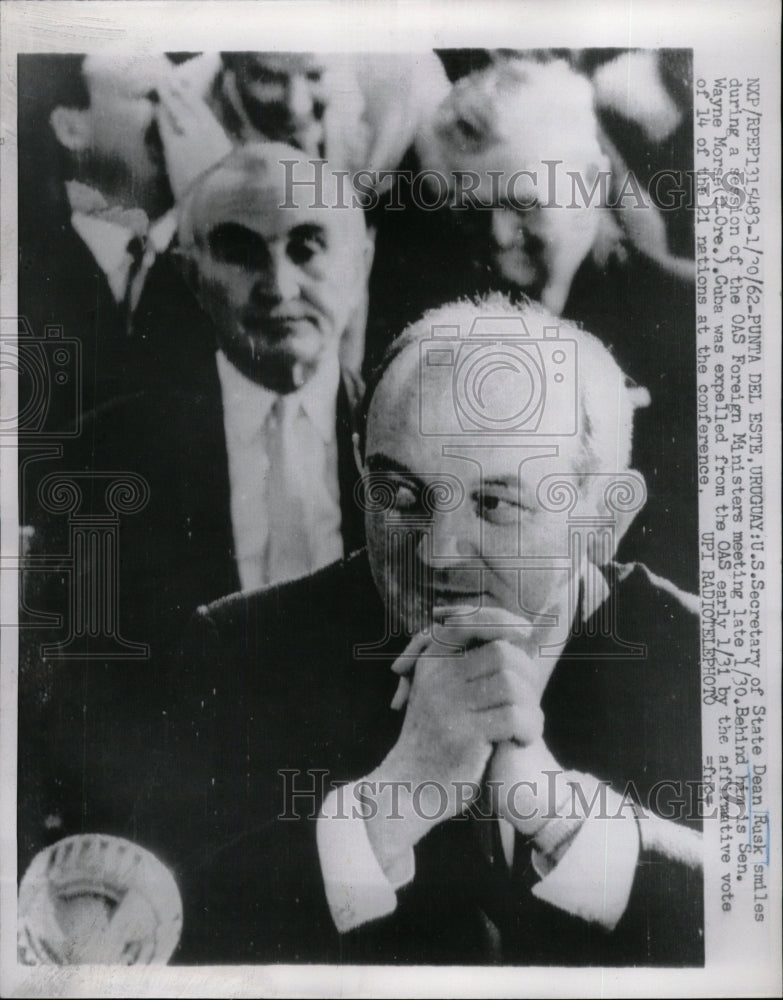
[265,394,314,585]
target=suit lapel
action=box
[336,369,365,556]
[170,362,240,601]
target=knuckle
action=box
[498,705,516,732]
[492,668,513,702]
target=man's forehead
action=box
[368,338,584,470]
[437,64,602,179]
[83,54,173,97]
[378,337,553,414]
[367,435,580,489]
[193,170,354,242]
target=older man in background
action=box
[18,145,374,881]
[168,50,449,182]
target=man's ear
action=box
[50,106,91,152]
[338,229,375,375]
[352,430,365,479]
[586,469,647,565]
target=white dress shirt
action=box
[215,349,344,591]
[67,180,177,307]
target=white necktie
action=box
[265,394,314,585]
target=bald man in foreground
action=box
[165,294,703,966]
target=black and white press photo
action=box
[1,3,780,997]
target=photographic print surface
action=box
[1,3,780,998]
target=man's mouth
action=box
[492,247,541,288]
[240,312,319,338]
[430,584,488,607]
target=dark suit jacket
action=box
[53,550,700,967]
[18,186,216,435]
[21,351,364,643]
[17,363,365,875]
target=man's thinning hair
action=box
[177,141,366,252]
[361,293,650,476]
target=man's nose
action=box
[252,250,301,305]
[284,76,313,122]
[418,506,480,564]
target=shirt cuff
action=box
[316,782,415,933]
[531,783,640,931]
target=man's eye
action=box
[207,224,267,268]
[288,233,326,265]
[391,482,419,511]
[247,66,282,86]
[455,116,482,142]
[476,493,523,525]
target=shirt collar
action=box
[297,350,341,442]
[147,210,178,254]
[581,560,612,621]
[70,212,134,282]
[67,181,176,260]
[215,349,340,445]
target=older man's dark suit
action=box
[156,550,703,966]
[17,359,365,874]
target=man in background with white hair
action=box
[164,293,703,966]
[367,54,613,366]
[416,55,613,315]
[367,52,698,593]
[162,51,449,201]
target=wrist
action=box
[490,741,569,837]
[361,758,447,874]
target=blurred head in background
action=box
[49,53,176,218]
[219,52,337,155]
[417,56,612,314]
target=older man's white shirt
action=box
[216,349,343,590]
